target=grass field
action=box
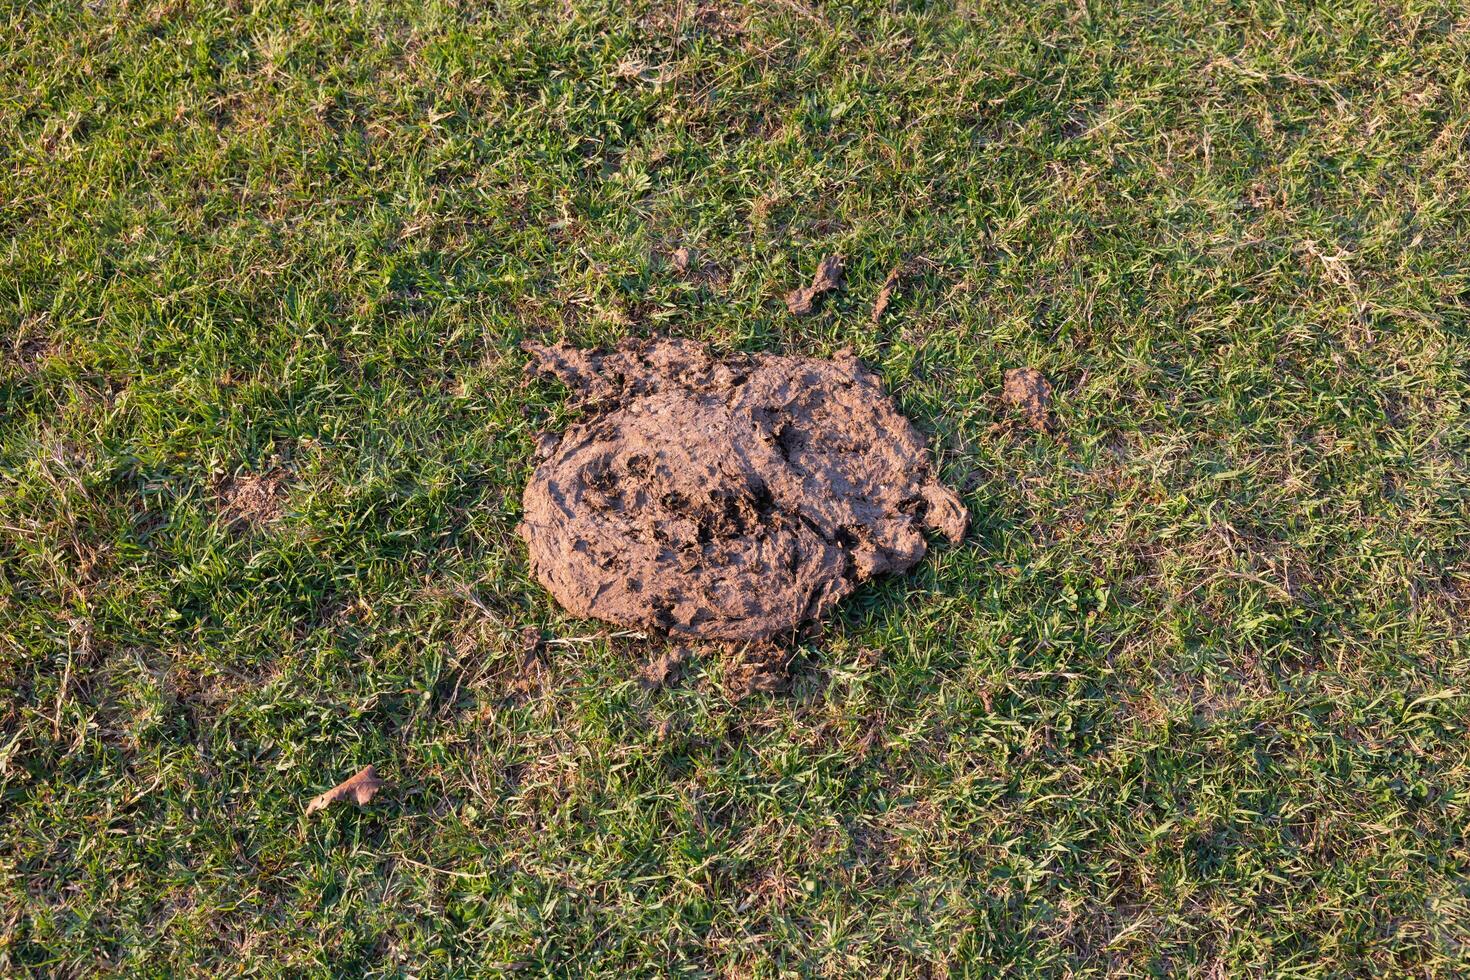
[4,0,1470,974]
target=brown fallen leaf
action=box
[1002,367,1053,431]
[871,263,904,324]
[786,254,844,315]
[305,765,383,817]
[615,58,665,85]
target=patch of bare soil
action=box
[218,468,289,528]
[5,316,55,373]
[519,339,968,643]
[1002,367,1053,431]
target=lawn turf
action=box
[3,0,1470,974]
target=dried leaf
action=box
[871,263,904,324]
[1002,367,1053,431]
[785,254,844,315]
[305,765,383,817]
[615,57,666,86]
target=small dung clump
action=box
[518,339,967,642]
[785,254,844,315]
[1002,367,1053,431]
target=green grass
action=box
[3,0,1469,974]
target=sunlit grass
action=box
[2,0,1468,973]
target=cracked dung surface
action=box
[519,339,968,642]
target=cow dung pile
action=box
[519,339,968,643]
